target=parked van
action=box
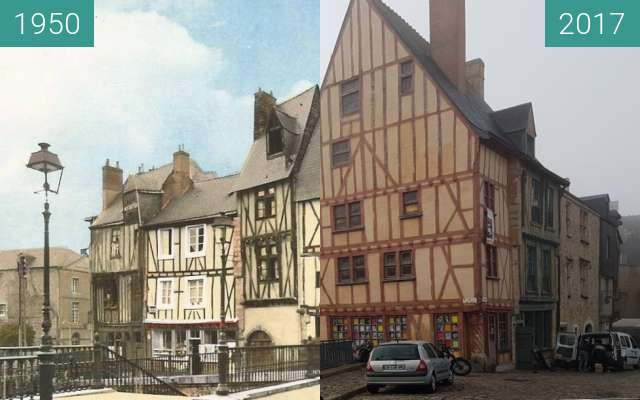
[554,331,640,370]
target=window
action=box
[331,317,348,340]
[542,249,552,294]
[399,61,414,95]
[256,186,276,219]
[256,242,280,282]
[71,333,81,346]
[162,330,172,349]
[498,313,510,351]
[0,304,6,319]
[524,311,551,348]
[110,228,121,259]
[526,245,538,292]
[72,278,79,295]
[579,259,590,298]
[484,181,495,211]
[486,245,498,278]
[341,78,360,115]
[435,314,461,352]
[565,258,573,298]
[545,187,554,228]
[333,202,362,231]
[188,278,204,306]
[331,140,351,168]
[104,280,118,309]
[531,179,542,224]
[388,316,408,340]
[159,228,174,259]
[401,191,421,217]
[71,302,80,323]
[565,203,572,237]
[316,271,320,288]
[383,250,414,280]
[187,225,205,255]
[580,210,589,242]
[159,279,172,308]
[336,255,366,284]
[352,316,384,345]
[267,126,284,156]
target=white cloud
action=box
[0,8,251,251]
[282,80,315,101]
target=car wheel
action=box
[366,385,379,394]
[426,374,437,394]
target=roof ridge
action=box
[277,85,317,105]
[371,0,429,47]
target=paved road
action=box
[323,366,640,400]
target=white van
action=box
[554,331,640,370]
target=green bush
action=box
[0,323,35,346]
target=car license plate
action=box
[383,364,405,371]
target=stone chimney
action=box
[430,0,467,92]
[102,159,122,211]
[465,58,484,99]
[172,146,191,177]
[254,89,276,141]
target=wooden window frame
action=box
[186,224,206,257]
[541,248,552,295]
[330,317,349,340]
[71,277,80,295]
[387,315,408,341]
[545,186,555,229]
[333,201,363,232]
[486,244,498,279]
[256,241,280,283]
[331,139,351,168]
[531,178,543,225]
[157,278,173,309]
[110,228,121,259]
[399,60,414,96]
[340,77,360,116]
[401,190,421,219]
[186,276,205,308]
[255,186,276,220]
[484,181,496,211]
[71,301,80,323]
[526,245,538,293]
[267,125,284,157]
[336,255,367,285]
[158,228,175,260]
[382,250,415,281]
[497,312,510,352]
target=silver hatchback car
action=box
[365,341,453,394]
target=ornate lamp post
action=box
[215,219,234,396]
[26,143,64,400]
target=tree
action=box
[0,323,35,347]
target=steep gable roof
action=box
[0,247,89,272]
[233,86,319,193]
[295,124,320,201]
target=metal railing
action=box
[128,352,219,377]
[1,356,38,400]
[227,344,320,393]
[320,340,356,370]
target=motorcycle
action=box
[442,346,472,376]
[353,340,373,363]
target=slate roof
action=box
[91,159,215,228]
[0,247,89,272]
[491,103,533,134]
[295,124,321,201]
[146,174,238,227]
[368,0,568,185]
[233,86,319,193]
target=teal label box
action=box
[0,0,94,47]
[546,0,640,47]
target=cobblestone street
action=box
[321,366,640,400]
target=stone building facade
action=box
[559,192,599,334]
[0,248,92,345]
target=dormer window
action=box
[267,125,284,156]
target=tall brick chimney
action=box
[430,0,467,92]
[172,146,191,177]
[465,58,485,99]
[102,159,123,211]
[254,89,276,141]
[162,147,193,208]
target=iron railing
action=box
[227,344,320,393]
[128,352,219,377]
[320,340,356,370]
[1,356,38,400]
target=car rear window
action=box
[371,344,420,361]
[558,334,576,346]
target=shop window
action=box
[388,316,407,341]
[331,317,348,340]
[435,314,461,352]
[352,316,385,346]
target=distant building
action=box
[0,248,91,345]
[558,192,600,334]
[617,215,640,319]
[580,194,623,330]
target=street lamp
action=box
[26,143,64,400]
[215,218,234,396]
[17,254,28,348]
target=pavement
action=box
[321,366,640,400]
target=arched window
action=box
[246,330,273,347]
[584,323,593,333]
[71,332,81,345]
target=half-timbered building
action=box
[233,86,320,346]
[89,153,214,357]
[320,0,569,369]
[143,170,240,356]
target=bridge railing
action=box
[320,340,356,370]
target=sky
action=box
[0,0,319,253]
[322,0,640,217]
